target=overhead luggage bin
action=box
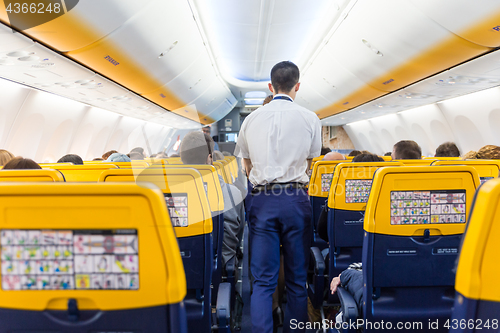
[409,0,500,47]
[0,0,154,51]
[0,182,187,333]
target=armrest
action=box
[216,282,232,332]
[224,255,236,277]
[337,287,359,333]
[308,247,326,309]
[310,247,325,275]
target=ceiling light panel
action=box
[193,0,346,82]
[0,0,154,51]
[323,0,490,92]
[409,0,500,47]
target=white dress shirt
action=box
[236,94,322,185]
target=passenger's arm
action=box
[330,274,341,294]
[243,158,253,177]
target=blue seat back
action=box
[362,166,480,332]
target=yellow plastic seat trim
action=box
[0,169,65,182]
[455,178,500,301]
[0,182,186,310]
[308,160,349,198]
[364,166,480,236]
[432,160,500,179]
[99,168,212,238]
[327,162,403,210]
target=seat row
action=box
[306,158,500,332]
[0,157,240,333]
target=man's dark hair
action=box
[270,61,300,93]
[352,153,384,163]
[393,140,422,159]
[3,157,41,169]
[320,147,331,155]
[348,150,362,157]
[180,132,214,165]
[435,142,460,157]
[57,154,83,165]
[384,152,392,156]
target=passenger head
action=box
[348,150,362,157]
[102,150,118,160]
[93,158,104,161]
[202,126,211,135]
[153,153,165,159]
[476,145,500,159]
[269,61,300,97]
[352,153,384,163]
[212,150,225,162]
[263,95,273,106]
[0,149,15,166]
[322,152,346,161]
[222,151,232,157]
[106,153,131,162]
[57,154,83,165]
[320,147,331,156]
[384,152,392,156]
[180,131,214,165]
[129,147,145,160]
[3,157,41,169]
[435,142,460,157]
[462,151,478,159]
[392,140,422,159]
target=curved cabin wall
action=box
[0,78,183,162]
[344,85,500,156]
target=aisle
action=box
[238,224,319,333]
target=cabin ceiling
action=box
[1,0,500,127]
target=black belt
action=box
[251,182,307,194]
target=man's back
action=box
[239,98,321,185]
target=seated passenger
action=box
[212,150,225,162]
[102,150,118,160]
[3,157,41,169]
[222,151,232,157]
[106,153,131,162]
[330,264,363,315]
[384,152,392,156]
[93,158,104,161]
[317,154,382,242]
[435,142,460,157]
[321,147,332,156]
[180,131,244,265]
[348,150,362,157]
[57,154,83,165]
[391,140,422,159]
[322,152,346,161]
[129,147,145,160]
[0,149,15,167]
[352,153,384,162]
[463,145,500,159]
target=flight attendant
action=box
[236,61,321,333]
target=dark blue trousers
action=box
[249,187,312,333]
